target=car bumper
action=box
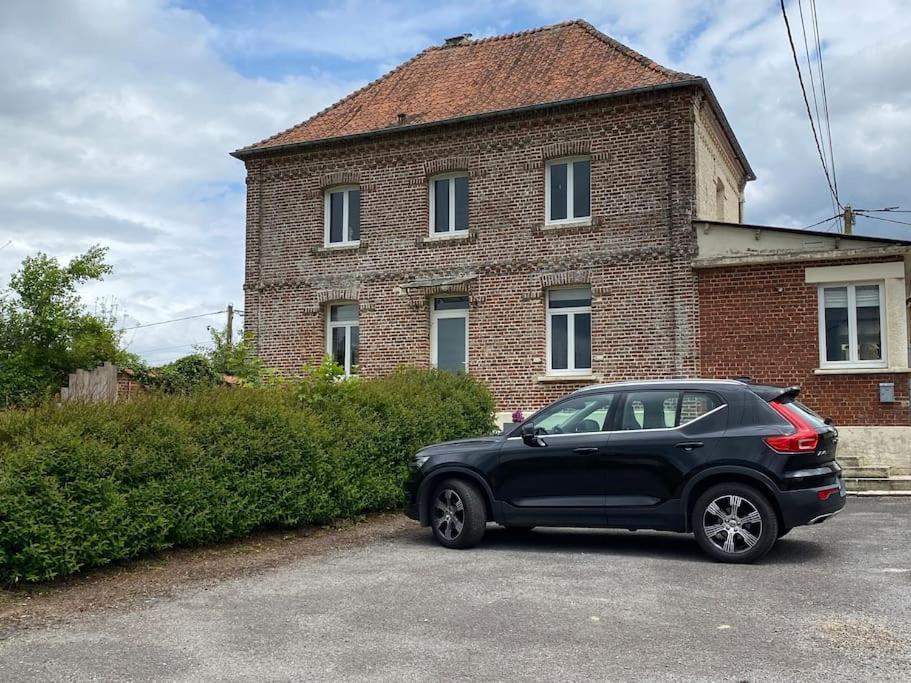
[777,479,847,529]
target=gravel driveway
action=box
[1,497,909,681]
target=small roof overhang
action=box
[693,220,911,268]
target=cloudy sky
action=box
[2,0,909,364]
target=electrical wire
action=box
[780,0,841,209]
[855,213,911,228]
[119,310,226,332]
[811,0,838,202]
[803,214,841,230]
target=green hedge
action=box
[0,368,495,584]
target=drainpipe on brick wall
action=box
[256,167,264,341]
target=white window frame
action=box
[430,296,469,372]
[428,172,469,234]
[817,281,887,369]
[544,155,591,226]
[326,301,359,376]
[546,286,592,376]
[323,185,360,247]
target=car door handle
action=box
[675,441,704,451]
[573,447,600,455]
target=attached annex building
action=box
[233,21,911,479]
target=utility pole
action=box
[843,205,854,235]
[226,304,234,347]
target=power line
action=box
[119,310,226,332]
[803,214,841,230]
[811,0,838,202]
[132,342,204,355]
[780,0,841,209]
[855,213,911,228]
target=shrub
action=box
[0,368,495,584]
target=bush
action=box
[0,368,495,584]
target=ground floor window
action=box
[819,283,885,368]
[546,287,592,375]
[431,296,468,373]
[327,302,359,376]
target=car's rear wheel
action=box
[692,483,778,563]
[430,479,486,549]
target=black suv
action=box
[406,380,846,563]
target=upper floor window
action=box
[546,286,591,375]
[545,156,590,225]
[324,186,360,246]
[819,283,886,368]
[430,173,469,234]
[327,302,359,376]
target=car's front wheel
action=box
[430,479,486,549]
[692,483,778,563]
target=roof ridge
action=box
[571,19,696,80]
[235,47,436,154]
[426,19,580,51]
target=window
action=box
[818,283,885,368]
[621,391,679,430]
[545,157,591,224]
[620,390,723,430]
[679,392,724,425]
[429,174,469,233]
[324,186,360,245]
[431,296,468,373]
[530,393,614,435]
[546,287,592,375]
[327,303,359,376]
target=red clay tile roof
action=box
[236,20,699,155]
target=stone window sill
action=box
[813,367,911,375]
[311,241,365,255]
[535,373,601,384]
[542,217,593,230]
[420,230,477,246]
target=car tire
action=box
[430,479,486,549]
[692,483,778,564]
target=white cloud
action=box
[2,0,909,365]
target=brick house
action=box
[232,20,910,477]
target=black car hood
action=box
[418,436,503,455]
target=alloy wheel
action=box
[433,488,465,541]
[702,494,763,554]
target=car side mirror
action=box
[521,423,545,447]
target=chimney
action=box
[397,113,408,125]
[443,33,472,46]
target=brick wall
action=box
[243,88,702,412]
[698,260,911,425]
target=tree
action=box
[0,246,135,407]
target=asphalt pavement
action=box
[1,497,909,681]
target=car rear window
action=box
[777,400,829,429]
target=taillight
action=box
[764,401,819,454]
[817,487,839,501]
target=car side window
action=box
[679,392,723,426]
[620,391,679,430]
[531,393,614,435]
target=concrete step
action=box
[842,466,891,479]
[838,456,862,468]
[849,490,911,497]
[844,476,911,493]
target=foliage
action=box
[0,368,495,584]
[205,326,266,386]
[0,246,134,408]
